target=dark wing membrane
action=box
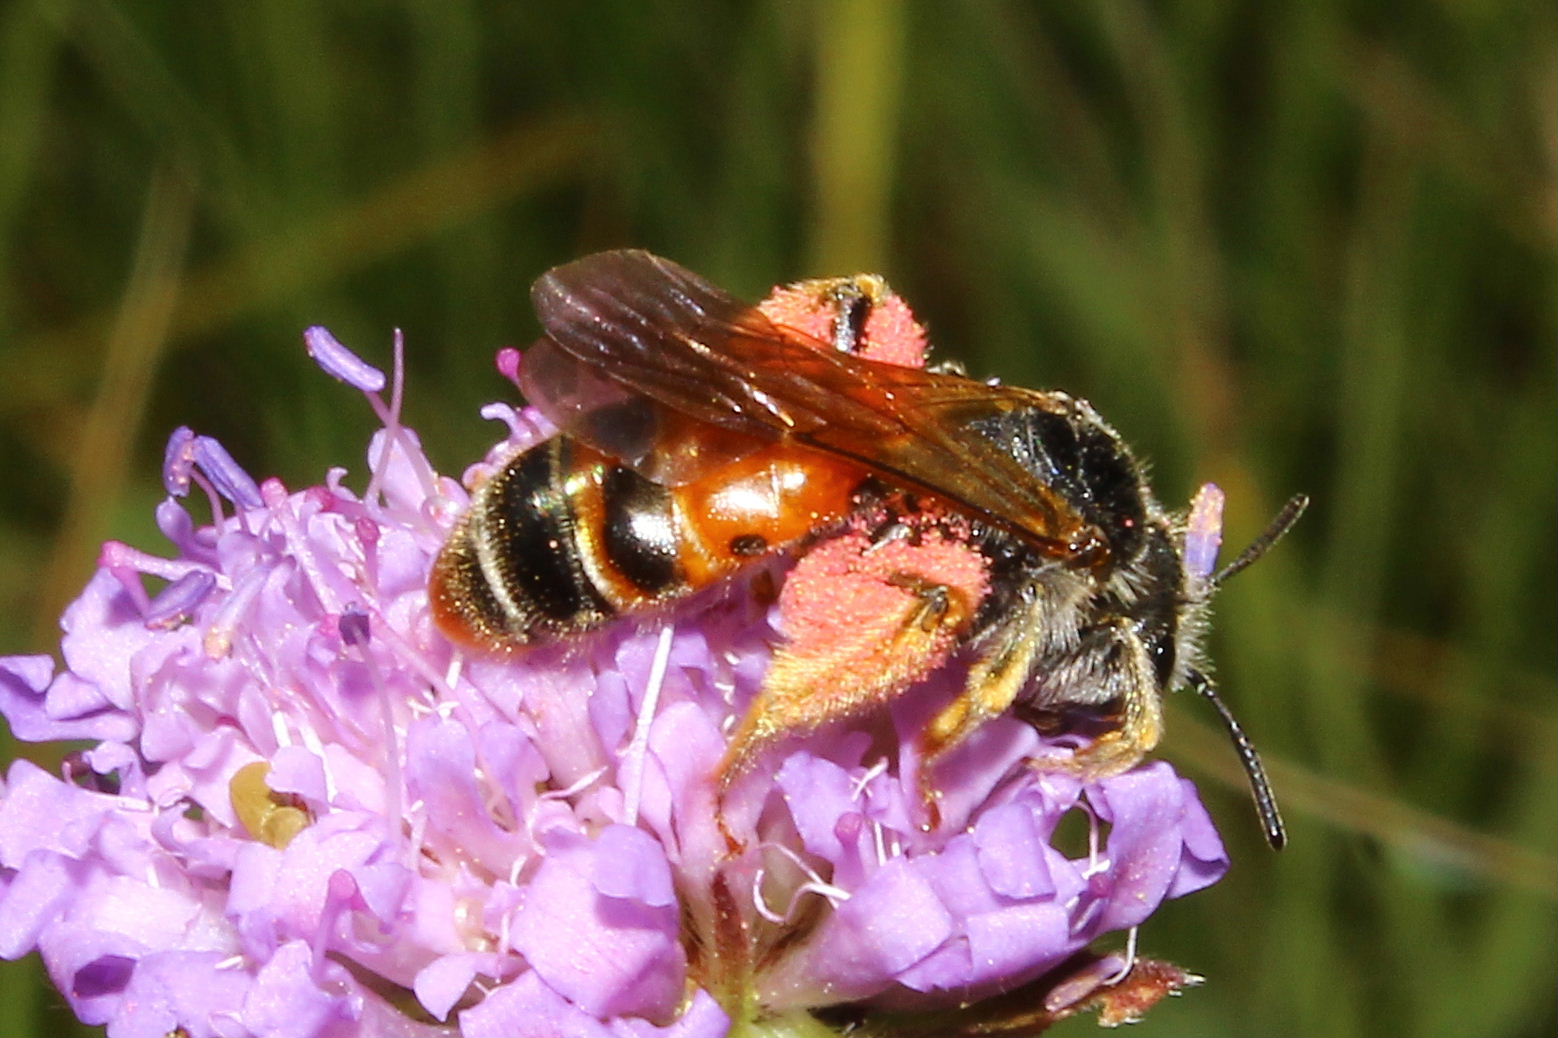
[519,336,767,479]
[524,250,1099,559]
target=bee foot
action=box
[1044,732,1149,783]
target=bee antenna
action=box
[1185,667,1286,850]
[1211,494,1309,588]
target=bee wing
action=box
[521,249,826,479]
[523,250,1099,559]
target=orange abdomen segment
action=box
[669,444,868,585]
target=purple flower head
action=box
[0,319,1229,1038]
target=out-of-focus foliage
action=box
[0,2,1551,1036]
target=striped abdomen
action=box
[429,436,866,650]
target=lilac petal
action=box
[0,656,108,743]
[1165,776,1231,900]
[611,988,731,1037]
[405,718,527,872]
[972,800,1058,899]
[82,743,140,787]
[194,436,263,509]
[344,861,412,933]
[776,857,955,1003]
[46,669,118,719]
[515,658,613,786]
[305,326,386,392]
[107,950,252,1038]
[67,874,203,954]
[896,704,1040,835]
[413,953,482,1022]
[225,819,379,945]
[461,970,614,1038]
[267,745,329,802]
[643,701,724,814]
[17,678,137,744]
[0,849,78,957]
[776,754,859,861]
[0,761,125,867]
[243,940,356,1038]
[473,722,551,841]
[34,919,147,1025]
[592,824,675,907]
[586,669,632,757]
[961,902,1073,985]
[0,654,55,702]
[510,830,685,1020]
[271,826,381,926]
[1088,763,1229,932]
[362,426,434,513]
[908,832,1000,922]
[59,569,158,712]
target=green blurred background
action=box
[1,2,1552,1036]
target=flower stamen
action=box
[751,841,852,923]
[1103,926,1140,986]
[622,624,674,826]
[361,331,442,510]
[850,757,889,800]
[205,562,275,659]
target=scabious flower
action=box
[0,314,1228,1037]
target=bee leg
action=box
[914,598,1046,828]
[1054,620,1163,779]
[714,572,972,796]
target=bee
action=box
[430,250,1304,847]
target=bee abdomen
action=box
[429,438,687,649]
[598,462,682,596]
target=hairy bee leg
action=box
[1056,620,1164,779]
[914,598,1047,828]
[713,573,972,795]
[919,650,1030,763]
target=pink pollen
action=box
[759,285,837,345]
[758,282,930,368]
[778,519,989,663]
[859,295,929,368]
